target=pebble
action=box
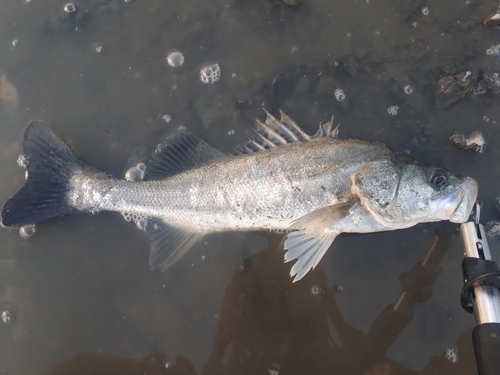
[450,131,486,153]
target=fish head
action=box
[352,155,478,229]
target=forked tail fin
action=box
[1,121,85,227]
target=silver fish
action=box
[1,111,478,281]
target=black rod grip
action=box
[472,323,500,375]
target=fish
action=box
[1,111,478,281]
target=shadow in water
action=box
[47,229,478,375]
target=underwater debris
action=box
[485,221,500,236]
[484,13,500,29]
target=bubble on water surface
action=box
[445,348,458,362]
[404,85,413,94]
[387,105,399,116]
[334,88,346,102]
[17,154,28,168]
[12,39,19,48]
[19,224,36,239]
[136,220,148,231]
[311,285,322,296]
[421,7,429,15]
[166,51,184,67]
[95,45,103,53]
[63,2,77,13]
[200,63,221,84]
[122,212,148,225]
[136,163,147,171]
[125,166,145,181]
[1,311,11,323]
[333,285,344,294]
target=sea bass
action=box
[1,111,478,281]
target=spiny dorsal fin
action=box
[273,110,310,142]
[314,116,339,138]
[145,126,224,180]
[236,110,338,155]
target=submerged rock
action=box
[485,221,500,236]
[473,69,500,95]
[484,13,500,29]
[341,55,359,77]
[450,131,486,153]
[435,71,477,109]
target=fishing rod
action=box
[460,200,500,375]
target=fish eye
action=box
[429,169,448,190]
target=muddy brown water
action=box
[1,0,500,374]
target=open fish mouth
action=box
[435,177,478,223]
[448,177,478,223]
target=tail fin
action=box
[1,121,85,227]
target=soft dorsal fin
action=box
[236,110,339,154]
[145,126,224,180]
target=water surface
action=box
[1,0,500,374]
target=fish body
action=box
[68,138,387,232]
[1,111,478,281]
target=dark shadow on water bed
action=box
[45,231,478,375]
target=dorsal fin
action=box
[236,110,338,155]
[314,116,339,138]
[145,126,224,180]
[272,110,310,142]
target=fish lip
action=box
[449,178,478,223]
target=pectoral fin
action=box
[284,231,338,282]
[145,218,203,270]
[284,203,353,282]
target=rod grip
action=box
[472,323,500,375]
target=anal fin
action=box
[145,218,203,270]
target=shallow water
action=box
[1,0,500,374]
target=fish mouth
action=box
[435,177,478,223]
[449,177,478,223]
